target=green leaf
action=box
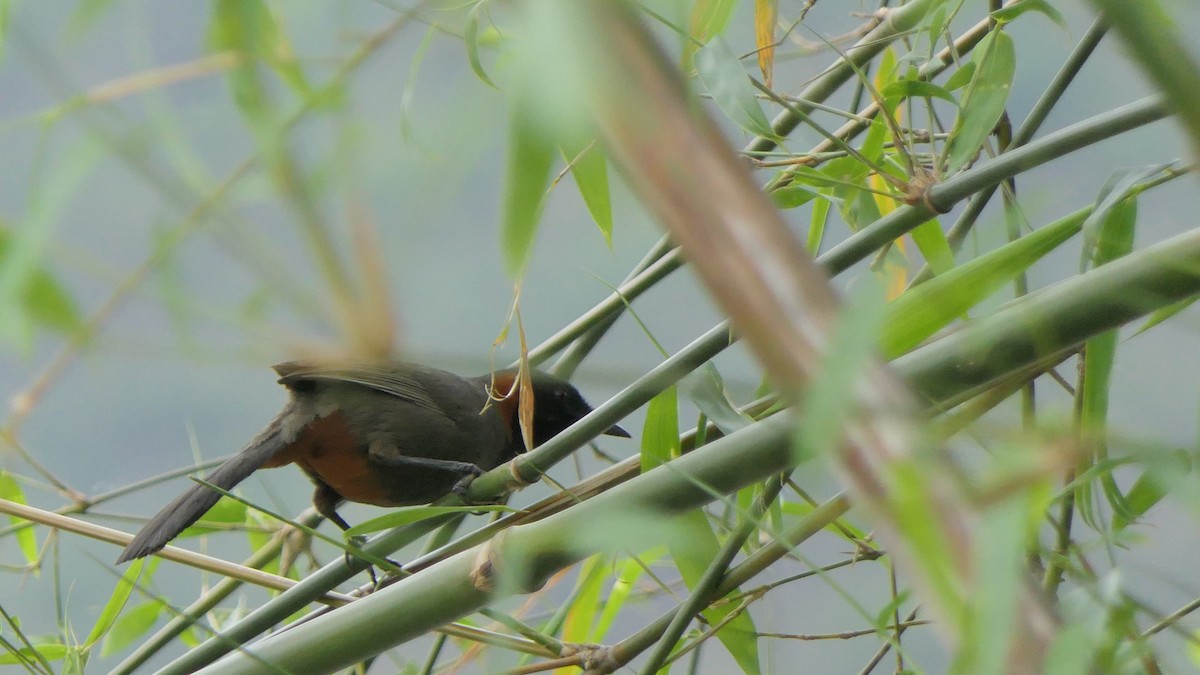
[343,505,513,537]
[502,96,555,278]
[560,554,610,646]
[943,62,976,91]
[641,386,680,472]
[667,512,761,674]
[1134,295,1199,336]
[685,365,752,434]
[101,600,166,658]
[592,549,665,641]
[85,559,143,652]
[881,79,958,106]
[560,138,613,246]
[1079,198,1137,528]
[684,0,739,69]
[1112,457,1183,531]
[991,0,1066,29]
[0,643,70,665]
[464,3,498,89]
[1042,623,1094,675]
[176,495,247,539]
[695,37,776,139]
[209,0,310,100]
[0,471,36,563]
[797,275,888,460]
[954,493,1035,673]
[807,191,832,254]
[0,224,83,343]
[909,218,955,276]
[1079,167,1163,272]
[882,208,1088,358]
[944,30,1015,174]
[771,185,819,209]
[887,461,966,620]
[67,0,119,41]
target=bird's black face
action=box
[528,371,630,445]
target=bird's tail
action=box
[116,414,289,563]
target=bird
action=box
[116,361,629,563]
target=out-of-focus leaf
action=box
[1043,623,1094,675]
[944,30,1015,174]
[209,0,310,102]
[560,138,613,246]
[684,0,738,69]
[695,37,776,139]
[797,276,887,460]
[501,97,555,278]
[465,3,497,89]
[955,491,1042,673]
[0,135,98,349]
[754,0,777,88]
[67,0,118,40]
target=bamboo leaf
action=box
[85,560,143,653]
[684,0,738,69]
[685,365,752,433]
[909,218,955,276]
[641,385,680,472]
[991,0,1066,29]
[465,3,498,89]
[502,97,555,278]
[882,79,958,106]
[0,470,36,563]
[944,30,1015,174]
[667,512,761,674]
[754,0,777,88]
[1080,198,1138,526]
[882,208,1088,358]
[695,37,776,139]
[343,505,513,537]
[561,554,611,646]
[560,138,613,247]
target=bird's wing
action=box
[273,361,446,416]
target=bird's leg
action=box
[364,449,487,503]
[311,482,395,586]
[312,482,352,532]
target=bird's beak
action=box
[604,423,631,438]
